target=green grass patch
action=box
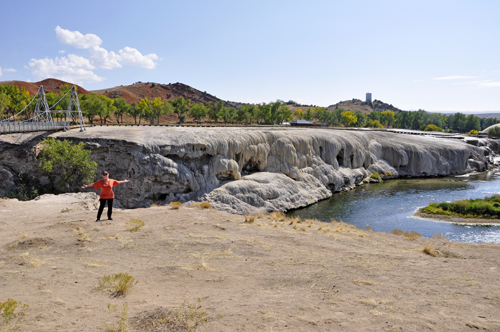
[422,195,500,219]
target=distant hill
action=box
[0,78,90,95]
[91,82,233,106]
[327,99,404,114]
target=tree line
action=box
[0,84,498,133]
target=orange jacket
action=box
[93,179,119,199]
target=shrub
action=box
[391,228,404,235]
[370,173,382,181]
[403,231,422,240]
[169,202,182,209]
[38,138,97,191]
[244,215,255,223]
[423,244,438,257]
[424,124,442,132]
[199,202,211,209]
[468,130,478,136]
[125,219,145,232]
[98,273,138,296]
[0,298,29,330]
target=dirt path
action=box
[0,194,499,331]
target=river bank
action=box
[414,207,500,225]
[0,193,499,331]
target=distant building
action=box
[366,93,372,104]
[290,120,314,127]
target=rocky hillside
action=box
[0,78,90,95]
[91,82,232,106]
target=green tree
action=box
[354,111,367,127]
[465,114,480,132]
[0,85,30,119]
[127,103,143,124]
[189,103,207,123]
[113,98,130,124]
[207,100,224,123]
[80,94,105,124]
[304,107,314,121]
[97,95,115,124]
[238,104,255,124]
[171,97,191,123]
[38,138,97,191]
[0,92,11,119]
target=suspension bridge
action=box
[0,85,85,134]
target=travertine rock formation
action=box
[0,127,493,214]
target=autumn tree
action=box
[341,110,357,127]
[380,110,395,128]
[294,108,304,120]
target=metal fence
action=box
[0,121,67,134]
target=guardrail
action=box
[0,121,67,134]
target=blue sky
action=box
[0,0,499,113]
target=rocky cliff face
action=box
[0,127,493,214]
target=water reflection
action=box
[287,171,500,243]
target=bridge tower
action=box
[64,86,85,132]
[33,86,52,122]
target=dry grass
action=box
[244,215,256,223]
[169,202,182,210]
[60,207,70,213]
[97,273,138,296]
[432,233,449,241]
[354,279,376,285]
[269,212,286,222]
[423,244,438,257]
[74,226,91,244]
[20,252,45,268]
[130,299,210,331]
[125,219,145,232]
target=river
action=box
[287,170,500,243]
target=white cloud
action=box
[118,47,158,69]
[89,46,122,69]
[55,26,102,49]
[29,54,104,83]
[59,50,66,54]
[434,75,475,80]
[0,67,16,77]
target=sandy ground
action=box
[1,194,500,332]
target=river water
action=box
[287,170,500,243]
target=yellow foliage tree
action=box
[341,110,357,127]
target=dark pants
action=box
[97,199,113,220]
